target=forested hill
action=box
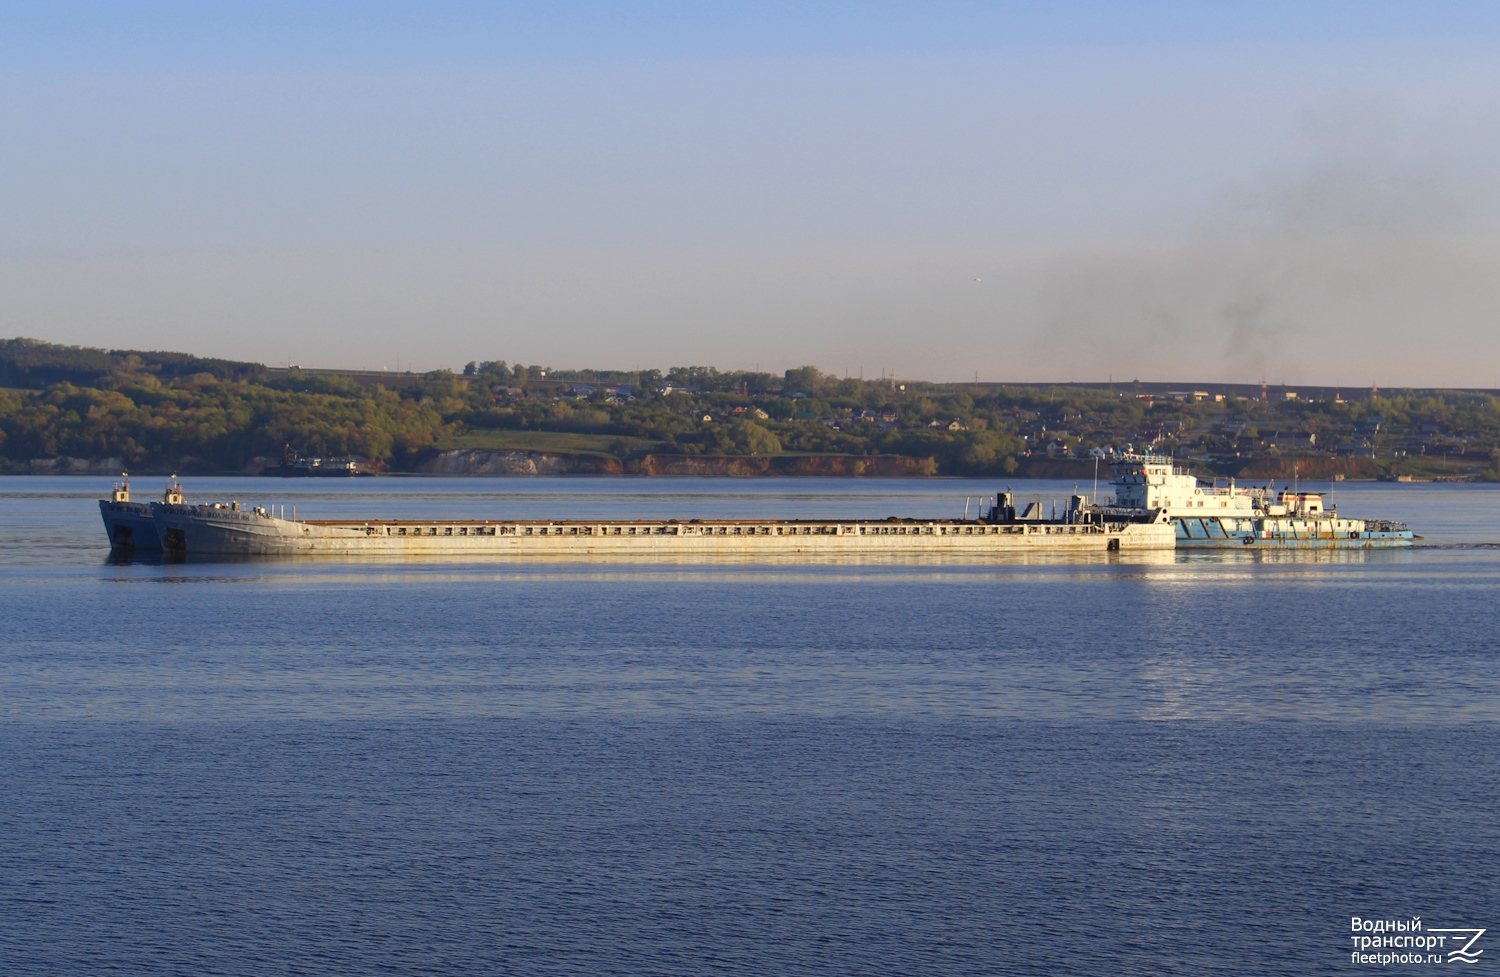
[2,338,1498,479]
[0,337,264,388]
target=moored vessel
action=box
[260,445,366,477]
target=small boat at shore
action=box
[259,445,366,477]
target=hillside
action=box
[2,339,1497,479]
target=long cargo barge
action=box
[102,464,1413,558]
[131,488,1175,557]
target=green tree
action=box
[731,420,781,456]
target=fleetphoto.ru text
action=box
[1351,917,1485,966]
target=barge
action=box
[101,463,1412,558]
[143,489,1175,557]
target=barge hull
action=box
[154,508,1176,557]
[100,500,163,550]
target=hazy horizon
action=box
[5,3,1500,386]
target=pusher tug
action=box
[1106,454,1413,548]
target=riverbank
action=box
[5,449,1490,481]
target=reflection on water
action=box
[4,536,1498,725]
[99,541,1424,570]
[1174,546,1416,565]
[105,546,1185,569]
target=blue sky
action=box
[4,2,1500,384]
[9,2,1500,62]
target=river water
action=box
[1,476,1497,975]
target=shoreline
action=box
[4,450,1491,482]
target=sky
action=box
[3,2,1500,385]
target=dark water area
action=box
[2,476,1498,975]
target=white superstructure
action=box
[1110,454,1262,517]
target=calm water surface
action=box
[1,476,1497,975]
